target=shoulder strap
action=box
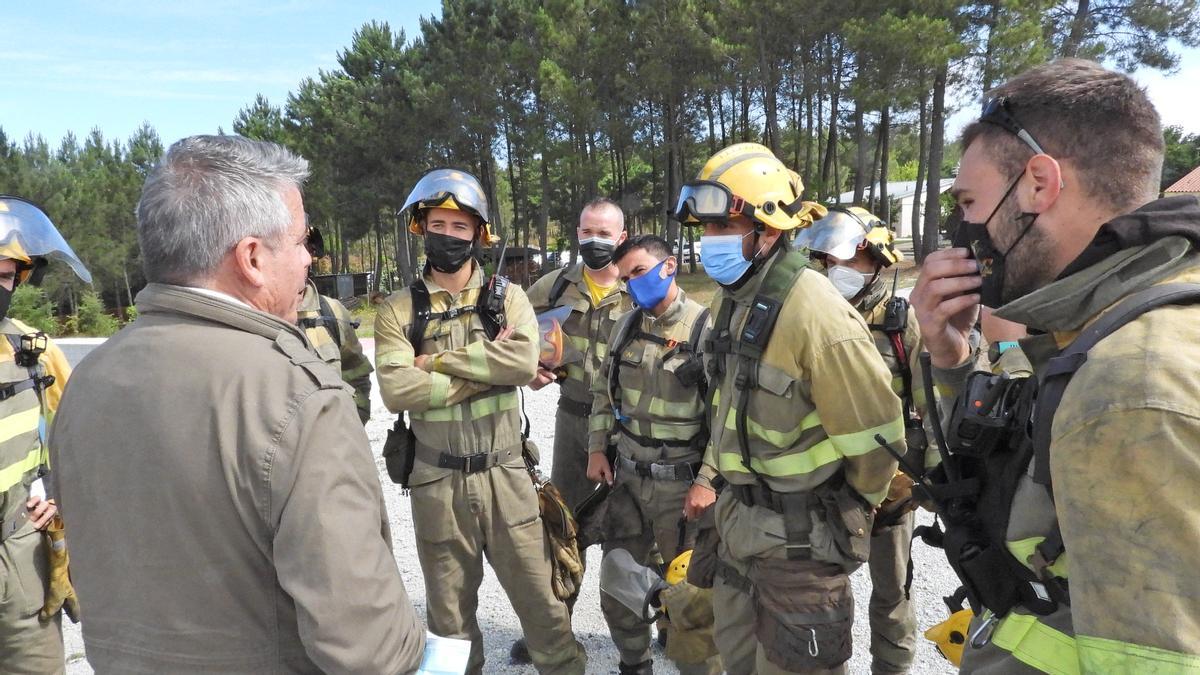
[477,275,510,340]
[1032,282,1200,490]
[316,294,342,350]
[606,309,645,413]
[408,281,432,358]
[547,268,572,308]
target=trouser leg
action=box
[485,465,586,675]
[0,529,66,675]
[411,477,487,674]
[711,559,757,675]
[868,510,917,674]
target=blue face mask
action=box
[627,259,674,310]
[700,232,754,286]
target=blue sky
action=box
[2,3,1199,150]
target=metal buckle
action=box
[648,463,676,481]
[969,611,999,649]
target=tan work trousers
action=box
[868,510,917,674]
[599,474,720,674]
[0,523,64,675]
[711,492,852,675]
[410,462,586,675]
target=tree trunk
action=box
[757,23,780,155]
[911,90,929,257]
[1061,0,1091,57]
[921,64,948,261]
[879,104,891,224]
[819,38,840,201]
[372,214,384,294]
[852,99,867,204]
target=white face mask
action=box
[827,265,868,299]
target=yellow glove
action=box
[40,515,80,623]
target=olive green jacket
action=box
[298,280,373,424]
[50,284,424,674]
[526,263,632,407]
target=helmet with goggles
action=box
[402,168,498,244]
[796,205,901,267]
[673,143,826,231]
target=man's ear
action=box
[231,237,268,289]
[662,256,677,277]
[617,230,628,246]
[1025,154,1063,212]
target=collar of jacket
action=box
[297,278,321,314]
[421,262,484,299]
[726,246,790,306]
[135,283,308,342]
[854,270,890,315]
[646,287,689,327]
[995,235,1195,337]
[860,282,894,326]
[565,262,628,307]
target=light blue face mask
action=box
[700,232,754,286]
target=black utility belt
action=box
[557,396,591,418]
[415,444,519,474]
[729,482,813,514]
[615,454,700,482]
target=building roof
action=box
[1165,165,1200,193]
[833,178,955,204]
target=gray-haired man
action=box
[50,135,425,673]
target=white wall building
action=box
[832,179,955,238]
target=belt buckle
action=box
[649,463,675,481]
[462,452,489,474]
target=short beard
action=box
[997,200,1056,303]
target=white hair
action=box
[136,135,310,284]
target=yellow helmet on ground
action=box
[402,168,498,244]
[673,143,826,231]
[665,550,692,586]
[924,608,973,666]
[796,205,902,267]
[0,196,92,285]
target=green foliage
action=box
[9,285,58,334]
[64,289,121,337]
[1163,125,1200,190]
[5,0,1199,292]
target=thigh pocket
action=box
[750,558,853,671]
[6,525,47,615]
[493,465,542,528]
[410,476,459,543]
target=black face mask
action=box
[579,237,617,270]
[0,285,11,320]
[425,232,477,274]
[958,172,1039,308]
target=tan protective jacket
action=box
[588,288,711,463]
[297,280,373,423]
[937,211,1200,672]
[701,252,903,504]
[50,284,424,674]
[374,265,540,485]
[526,263,631,410]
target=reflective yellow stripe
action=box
[0,446,42,494]
[1077,634,1200,673]
[589,413,609,432]
[1007,537,1070,578]
[723,407,821,448]
[0,407,40,444]
[991,613,1080,675]
[717,437,839,477]
[412,390,518,422]
[464,341,490,380]
[566,363,587,381]
[828,417,904,457]
[429,372,451,409]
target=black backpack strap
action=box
[1032,282,1200,490]
[316,294,343,350]
[547,268,572,308]
[689,308,711,402]
[408,281,432,358]
[606,309,644,427]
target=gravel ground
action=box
[58,338,959,674]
